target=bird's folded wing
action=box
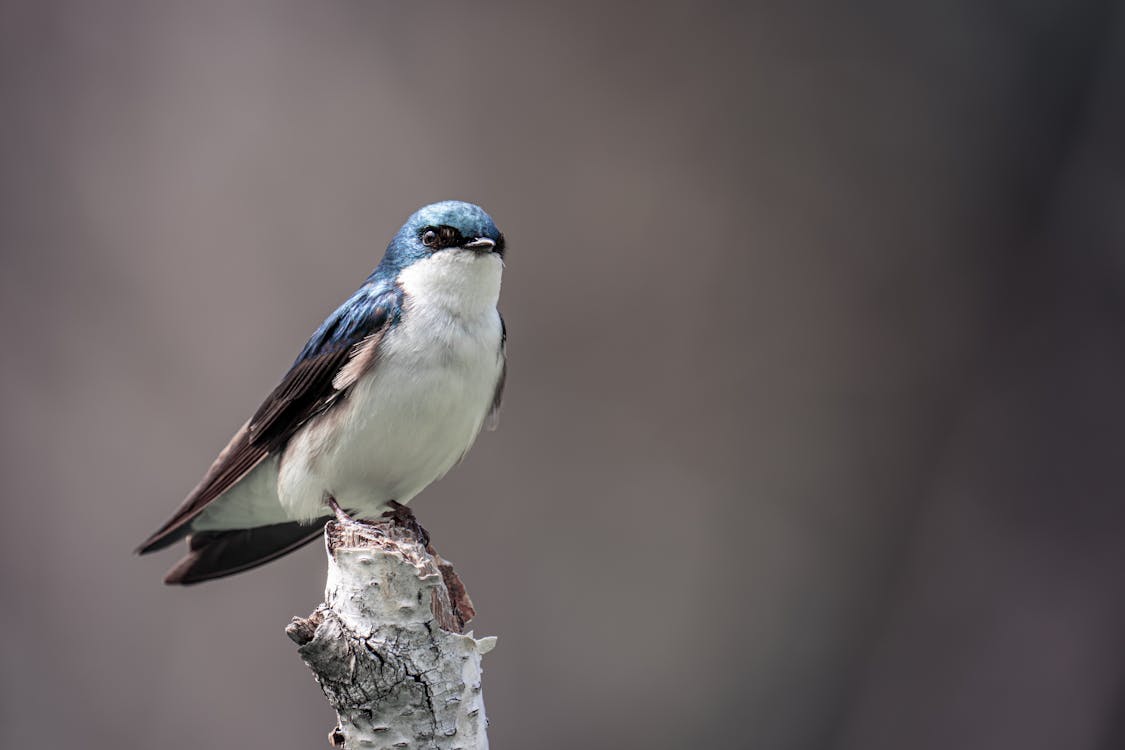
[486,314,507,430]
[137,288,398,554]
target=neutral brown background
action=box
[2,2,1124,749]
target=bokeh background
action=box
[2,2,1124,748]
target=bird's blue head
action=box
[374,201,505,277]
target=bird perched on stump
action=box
[137,201,507,584]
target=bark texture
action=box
[287,519,494,750]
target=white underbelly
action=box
[276,309,503,522]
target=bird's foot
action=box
[325,496,353,524]
[382,500,431,548]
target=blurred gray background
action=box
[2,2,1124,749]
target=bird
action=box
[137,200,507,584]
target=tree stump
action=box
[286,517,495,750]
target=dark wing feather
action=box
[137,287,398,554]
[136,422,266,553]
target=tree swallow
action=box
[138,201,507,584]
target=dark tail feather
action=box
[136,523,191,554]
[163,520,327,585]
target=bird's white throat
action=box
[397,249,503,318]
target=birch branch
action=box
[286,518,495,750]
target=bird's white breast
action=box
[277,250,504,522]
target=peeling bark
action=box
[287,518,494,750]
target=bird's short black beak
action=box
[463,235,505,257]
[463,237,496,251]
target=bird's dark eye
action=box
[421,229,439,247]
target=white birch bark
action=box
[287,519,495,750]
